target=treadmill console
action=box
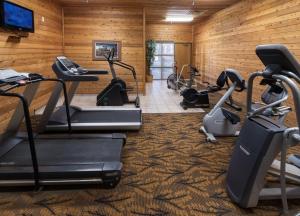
[53,57,107,82]
[0,69,42,85]
[56,56,87,75]
[0,69,28,83]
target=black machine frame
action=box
[96,49,140,108]
[0,76,71,188]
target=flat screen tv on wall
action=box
[1,0,34,33]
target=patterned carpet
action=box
[2,89,300,215]
[1,111,300,216]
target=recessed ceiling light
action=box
[165,16,194,23]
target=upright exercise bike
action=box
[96,49,140,108]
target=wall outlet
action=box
[41,16,45,23]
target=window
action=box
[150,42,175,80]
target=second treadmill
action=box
[39,56,142,132]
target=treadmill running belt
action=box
[71,110,141,123]
[0,138,123,166]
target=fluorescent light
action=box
[165,16,194,22]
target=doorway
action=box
[149,42,192,80]
[175,43,192,77]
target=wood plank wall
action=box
[63,6,145,94]
[146,24,193,43]
[0,0,63,131]
[193,0,300,126]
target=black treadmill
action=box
[39,56,142,132]
[0,70,125,188]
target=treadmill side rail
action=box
[46,106,142,132]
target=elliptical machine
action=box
[180,70,231,110]
[200,69,246,142]
[96,49,140,108]
[226,44,300,214]
[179,66,210,109]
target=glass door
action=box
[150,42,175,80]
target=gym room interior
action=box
[0,0,300,215]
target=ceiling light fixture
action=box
[165,16,194,23]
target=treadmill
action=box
[0,70,125,188]
[39,56,142,132]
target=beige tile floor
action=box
[71,80,204,113]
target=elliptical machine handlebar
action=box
[247,72,289,117]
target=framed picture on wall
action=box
[92,40,122,61]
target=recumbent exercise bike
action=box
[200,69,246,142]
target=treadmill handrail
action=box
[42,78,72,133]
[1,77,73,134]
[0,91,40,188]
[0,77,43,93]
[0,75,74,188]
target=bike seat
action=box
[221,108,240,124]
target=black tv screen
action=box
[1,1,34,32]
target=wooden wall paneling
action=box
[146,24,193,43]
[63,6,145,94]
[193,0,300,126]
[0,0,63,131]
[58,0,240,24]
[62,8,65,53]
[58,0,239,8]
[143,7,147,84]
